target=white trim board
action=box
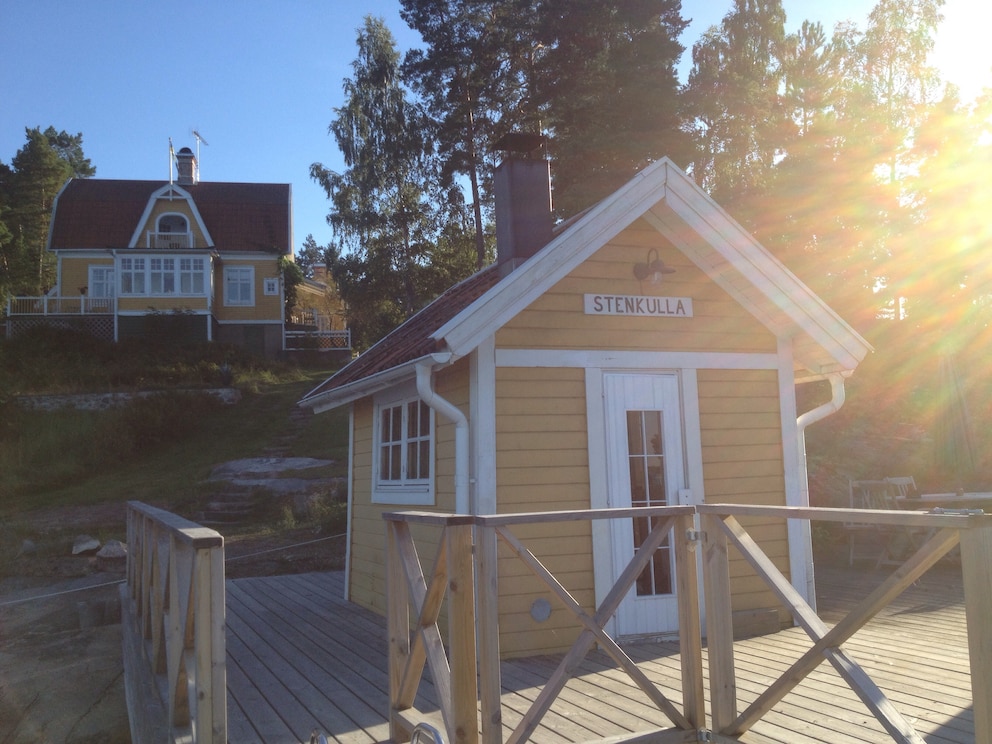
[495,348,780,370]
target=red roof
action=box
[303,264,502,400]
[48,178,291,254]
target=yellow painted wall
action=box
[697,368,790,623]
[213,258,283,323]
[493,367,594,656]
[59,256,111,296]
[140,198,210,249]
[496,219,776,354]
[488,224,791,652]
[347,221,797,655]
[347,362,466,620]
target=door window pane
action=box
[627,409,673,596]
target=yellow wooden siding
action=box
[59,257,111,296]
[212,259,283,322]
[142,200,210,248]
[495,222,776,354]
[494,366,595,656]
[346,363,467,624]
[697,368,790,620]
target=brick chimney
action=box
[494,133,552,271]
[176,147,198,185]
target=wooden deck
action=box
[225,562,975,744]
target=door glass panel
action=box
[627,410,673,596]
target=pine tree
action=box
[311,16,476,350]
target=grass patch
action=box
[0,371,345,517]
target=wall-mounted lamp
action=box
[633,248,675,284]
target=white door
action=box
[604,373,686,638]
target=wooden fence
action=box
[121,500,227,744]
[384,504,992,744]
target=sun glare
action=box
[932,1,992,101]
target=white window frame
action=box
[157,213,188,233]
[149,257,177,294]
[224,266,255,306]
[88,266,115,298]
[119,257,146,294]
[263,277,279,296]
[117,255,208,296]
[179,257,205,294]
[372,383,434,505]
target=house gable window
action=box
[372,384,434,505]
[150,213,192,248]
[158,214,188,233]
[224,266,254,306]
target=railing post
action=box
[386,521,411,743]
[701,512,736,733]
[447,521,479,744]
[960,521,992,744]
[475,519,502,744]
[674,512,705,730]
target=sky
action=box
[2,0,990,253]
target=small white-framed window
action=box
[263,277,279,296]
[150,257,176,294]
[372,385,434,505]
[119,257,146,294]
[88,266,115,298]
[179,257,205,294]
[224,266,254,306]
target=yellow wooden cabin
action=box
[12,147,292,357]
[300,155,872,657]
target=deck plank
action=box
[225,563,975,744]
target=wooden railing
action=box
[6,295,116,315]
[121,501,227,744]
[384,504,992,744]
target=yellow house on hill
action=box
[8,147,299,357]
[299,156,872,657]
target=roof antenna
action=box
[191,129,209,167]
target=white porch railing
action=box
[121,501,227,744]
[6,295,116,315]
[147,231,194,249]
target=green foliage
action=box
[279,255,304,321]
[313,15,477,350]
[530,0,691,215]
[0,393,224,498]
[0,126,94,298]
[0,325,305,394]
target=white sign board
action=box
[584,294,693,318]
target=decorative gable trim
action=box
[432,158,871,379]
[434,160,674,357]
[127,184,214,249]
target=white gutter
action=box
[416,354,470,515]
[795,372,846,607]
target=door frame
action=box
[587,367,706,638]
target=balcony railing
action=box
[146,231,194,249]
[6,295,116,315]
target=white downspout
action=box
[795,372,846,607]
[416,354,470,515]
